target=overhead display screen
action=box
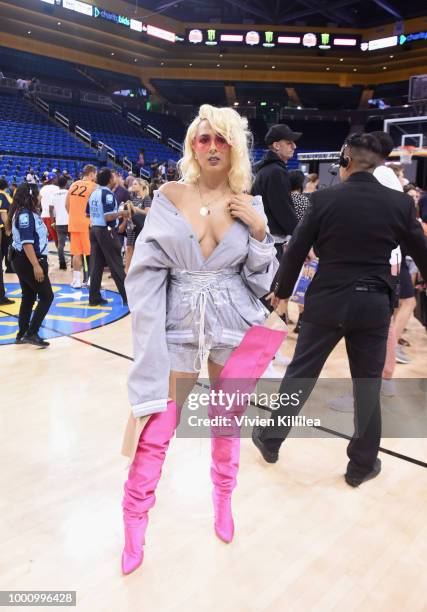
[185,29,360,50]
[38,3,427,53]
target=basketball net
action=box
[398,146,415,164]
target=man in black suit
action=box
[252,133,427,487]
[252,124,301,259]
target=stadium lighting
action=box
[220,34,244,43]
[368,35,397,51]
[334,38,357,46]
[130,19,143,33]
[277,36,300,44]
[145,24,175,43]
[62,0,93,17]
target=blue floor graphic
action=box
[0,283,129,345]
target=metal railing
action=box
[54,111,70,129]
[139,167,151,179]
[75,124,92,146]
[98,140,116,162]
[146,124,162,140]
[297,151,340,161]
[127,112,142,127]
[167,137,183,153]
[35,96,49,114]
[123,156,133,173]
[112,102,122,113]
[81,91,112,106]
[0,77,19,90]
[38,84,72,100]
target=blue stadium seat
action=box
[51,103,182,169]
[0,93,97,160]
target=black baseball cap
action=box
[265,124,302,145]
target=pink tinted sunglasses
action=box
[193,134,230,152]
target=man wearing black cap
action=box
[252,124,302,258]
[252,133,427,487]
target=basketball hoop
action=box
[398,146,416,164]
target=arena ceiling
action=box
[127,0,427,28]
[0,0,426,108]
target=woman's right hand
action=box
[33,263,44,283]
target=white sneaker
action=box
[274,353,291,367]
[71,279,82,289]
[381,378,396,397]
[395,346,411,364]
[328,393,354,412]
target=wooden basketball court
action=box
[1,262,426,612]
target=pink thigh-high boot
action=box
[210,325,286,543]
[122,400,178,575]
[211,435,240,543]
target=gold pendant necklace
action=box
[197,181,228,217]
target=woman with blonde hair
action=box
[124,178,151,273]
[121,104,278,574]
[303,172,319,194]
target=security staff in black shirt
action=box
[9,183,54,347]
[252,133,427,487]
[252,124,301,258]
[87,168,130,306]
[0,179,14,305]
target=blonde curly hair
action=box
[178,104,253,194]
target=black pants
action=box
[0,229,5,299]
[12,253,54,336]
[89,226,126,303]
[260,290,392,478]
[56,225,68,267]
[2,231,13,272]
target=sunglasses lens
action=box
[215,136,229,150]
[194,135,230,151]
[195,136,211,151]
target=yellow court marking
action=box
[0,301,36,317]
[5,288,22,296]
[0,304,21,317]
[0,320,18,340]
[0,331,19,340]
[55,301,112,311]
[46,313,108,323]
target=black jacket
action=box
[251,151,298,237]
[274,172,427,327]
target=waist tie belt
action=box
[170,267,240,371]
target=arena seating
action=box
[0,93,96,160]
[51,103,181,166]
[0,155,88,183]
[135,110,186,142]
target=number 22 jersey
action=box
[68,179,97,232]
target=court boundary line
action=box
[2,304,425,470]
[0,288,129,345]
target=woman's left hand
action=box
[228,195,265,240]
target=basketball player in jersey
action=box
[66,165,97,288]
